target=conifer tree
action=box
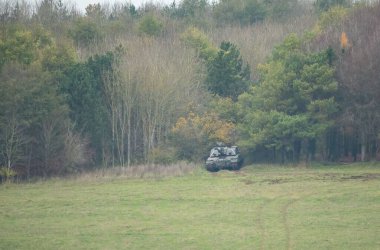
[206,41,250,101]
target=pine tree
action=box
[206,41,250,101]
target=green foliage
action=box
[238,34,338,161]
[181,27,218,60]
[265,0,299,20]
[178,0,208,17]
[244,0,267,22]
[314,0,350,12]
[0,166,16,181]
[129,4,138,17]
[0,0,378,173]
[206,41,250,100]
[213,0,266,25]
[41,45,76,73]
[213,0,301,25]
[0,30,36,69]
[69,18,103,46]
[148,147,178,165]
[208,97,240,123]
[165,0,210,26]
[0,63,70,175]
[138,15,163,36]
[317,6,348,30]
[0,26,67,173]
[59,52,115,163]
[238,109,314,150]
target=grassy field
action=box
[0,163,379,249]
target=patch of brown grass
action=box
[74,161,198,181]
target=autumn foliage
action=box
[171,112,236,161]
[340,31,348,52]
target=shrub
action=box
[138,15,163,36]
[0,167,16,183]
[148,147,178,165]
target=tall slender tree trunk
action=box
[361,144,366,162]
[127,110,131,167]
[360,132,366,162]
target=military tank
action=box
[205,146,243,172]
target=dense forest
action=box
[0,0,379,179]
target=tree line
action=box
[0,0,379,180]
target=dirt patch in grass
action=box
[240,172,380,185]
[242,179,255,185]
[317,173,380,182]
[340,173,380,181]
[261,178,295,185]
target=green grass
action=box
[1,163,379,249]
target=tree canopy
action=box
[0,0,379,179]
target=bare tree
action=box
[315,3,380,161]
[102,35,204,165]
[0,116,28,171]
[63,123,91,171]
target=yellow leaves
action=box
[180,27,207,47]
[257,62,270,75]
[211,122,236,144]
[172,112,236,144]
[180,27,218,60]
[172,116,189,133]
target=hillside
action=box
[0,0,379,178]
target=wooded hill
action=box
[0,0,379,178]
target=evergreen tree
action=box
[59,53,114,164]
[238,35,338,162]
[206,41,250,101]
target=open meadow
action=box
[0,163,379,249]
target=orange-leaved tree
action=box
[171,112,236,161]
